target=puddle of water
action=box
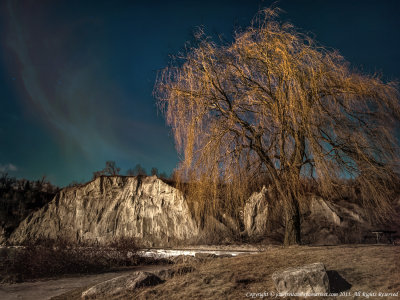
[139,249,258,258]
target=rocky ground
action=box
[2,244,394,300]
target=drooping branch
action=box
[155,7,400,244]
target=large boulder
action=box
[272,263,330,295]
[81,271,163,299]
[9,176,198,247]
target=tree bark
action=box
[283,194,301,246]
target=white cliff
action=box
[9,176,198,246]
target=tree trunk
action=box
[283,195,301,246]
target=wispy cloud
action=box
[4,1,130,163]
[0,163,18,172]
[2,1,178,183]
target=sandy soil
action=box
[0,265,169,300]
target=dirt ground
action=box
[53,245,400,300]
[0,265,170,300]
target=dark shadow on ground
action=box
[327,270,352,293]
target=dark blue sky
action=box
[1,0,399,186]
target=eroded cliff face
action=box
[243,188,376,244]
[243,186,269,237]
[9,176,198,247]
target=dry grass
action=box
[54,245,400,300]
[0,238,169,283]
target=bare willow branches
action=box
[155,8,400,245]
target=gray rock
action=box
[303,197,371,244]
[332,200,366,224]
[243,186,269,236]
[272,263,330,294]
[81,271,163,299]
[9,176,198,247]
[243,187,374,244]
[310,197,341,226]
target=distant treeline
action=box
[91,161,172,181]
[0,173,59,238]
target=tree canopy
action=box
[155,8,400,245]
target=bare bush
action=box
[0,237,146,283]
[93,161,121,179]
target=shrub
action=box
[0,237,146,283]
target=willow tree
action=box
[155,8,400,245]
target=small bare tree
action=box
[104,161,120,176]
[150,167,159,177]
[93,161,120,179]
[155,8,400,245]
[126,164,147,176]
